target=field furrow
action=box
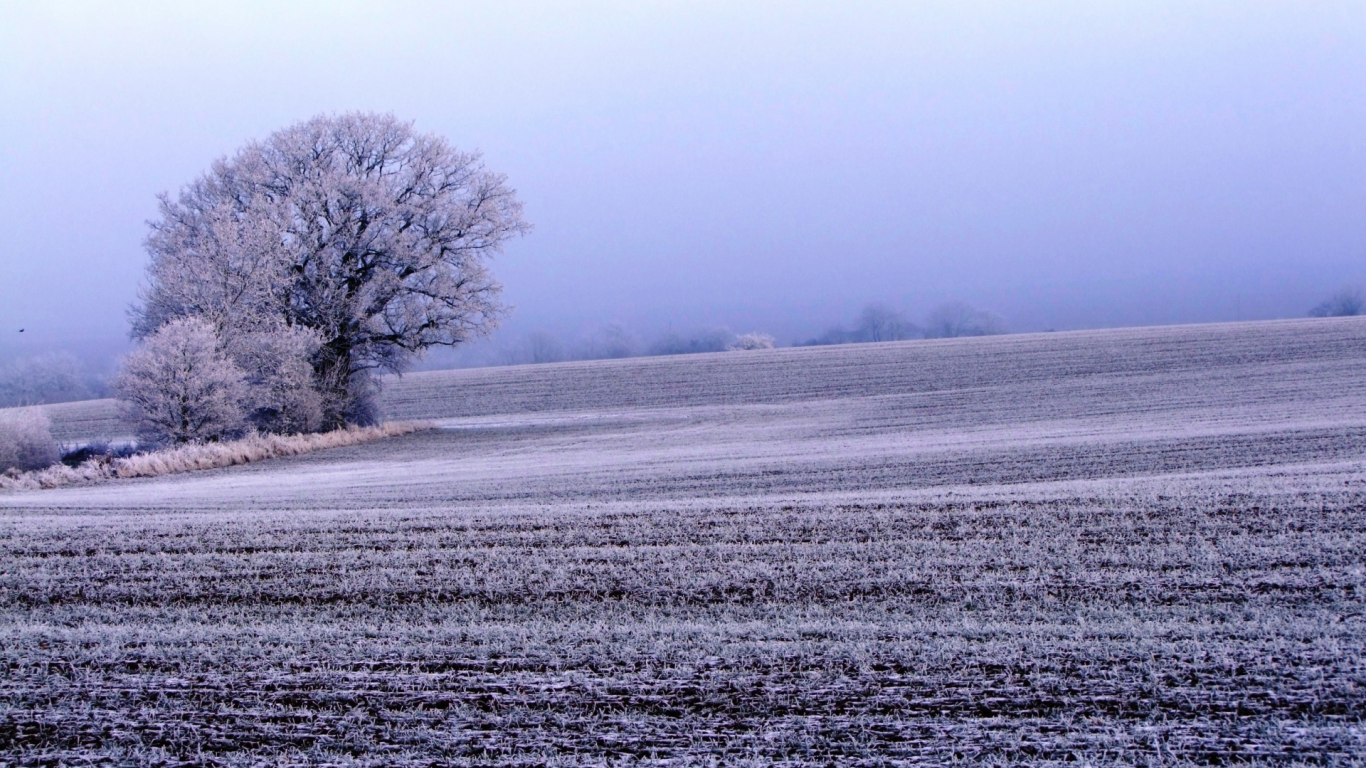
[3,319,1365,765]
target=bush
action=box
[0,408,59,472]
[114,318,248,445]
[800,327,857,347]
[60,440,139,468]
[729,332,776,350]
[228,327,325,434]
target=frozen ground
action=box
[2,318,1365,765]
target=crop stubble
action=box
[2,319,1365,765]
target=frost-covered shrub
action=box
[0,408,59,472]
[117,318,327,441]
[115,318,248,444]
[729,332,776,351]
[228,327,325,434]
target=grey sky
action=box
[2,1,1364,364]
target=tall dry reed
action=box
[0,422,427,492]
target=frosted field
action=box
[3,318,1365,765]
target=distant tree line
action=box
[0,353,106,408]
[345,283,1366,371]
[490,299,1005,367]
[501,326,777,365]
[800,300,1006,347]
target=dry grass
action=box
[0,421,427,492]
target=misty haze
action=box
[2,3,1365,765]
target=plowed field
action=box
[3,319,1365,765]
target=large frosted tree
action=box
[133,113,529,427]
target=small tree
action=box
[228,327,324,434]
[1309,287,1364,318]
[0,408,59,472]
[729,332,776,350]
[115,318,248,445]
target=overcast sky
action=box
[2,1,1364,364]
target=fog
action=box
[3,2,1364,371]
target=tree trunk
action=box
[315,339,356,431]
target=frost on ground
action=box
[2,318,1365,766]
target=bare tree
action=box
[526,331,566,364]
[855,303,920,342]
[801,303,918,346]
[115,318,248,445]
[581,325,639,360]
[1309,287,1364,318]
[133,113,530,428]
[924,301,1007,338]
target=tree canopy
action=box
[133,113,529,427]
